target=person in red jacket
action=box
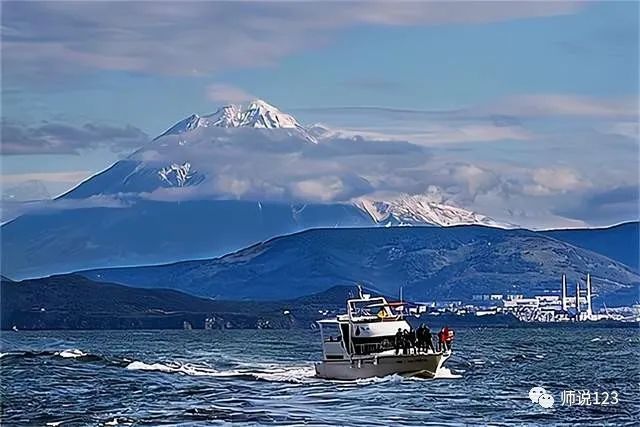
[445,328,456,350]
[443,326,455,351]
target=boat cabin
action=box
[317,293,412,360]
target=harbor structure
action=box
[498,273,605,322]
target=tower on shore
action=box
[586,273,593,319]
[561,274,567,311]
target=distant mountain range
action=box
[1,199,372,279]
[79,225,639,305]
[541,222,639,272]
[1,275,355,330]
[1,100,516,279]
[4,223,638,330]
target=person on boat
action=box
[394,328,403,355]
[425,325,435,353]
[418,324,434,353]
[438,328,446,352]
[402,329,411,355]
[416,323,425,352]
[409,329,418,354]
[444,327,455,351]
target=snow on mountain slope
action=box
[158,162,195,187]
[8,96,614,283]
[355,194,514,228]
[61,100,319,198]
[156,99,316,142]
[55,99,511,230]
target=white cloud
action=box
[4,90,637,228]
[1,171,92,185]
[1,120,149,155]
[291,177,347,202]
[324,124,532,146]
[1,194,128,223]
[491,94,638,118]
[604,122,640,139]
[531,167,587,193]
[205,84,254,104]
[2,1,583,80]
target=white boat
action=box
[315,288,451,380]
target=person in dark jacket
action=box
[394,328,403,355]
[424,325,435,352]
[416,324,425,352]
[438,328,446,352]
[409,329,417,354]
[402,330,410,355]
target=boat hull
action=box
[315,352,449,380]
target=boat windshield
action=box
[349,298,391,319]
[317,321,342,343]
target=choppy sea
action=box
[1,327,638,426]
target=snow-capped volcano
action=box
[156,99,316,142]
[355,194,514,228]
[57,99,515,230]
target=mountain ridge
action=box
[78,225,640,305]
[1,275,356,330]
[155,99,316,142]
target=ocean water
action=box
[1,327,638,426]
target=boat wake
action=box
[2,349,317,384]
[125,360,317,383]
[348,367,463,384]
[3,348,461,384]
[432,366,463,379]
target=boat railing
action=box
[350,315,403,323]
[353,341,395,355]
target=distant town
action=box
[411,274,640,323]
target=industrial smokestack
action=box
[561,274,567,311]
[586,273,593,317]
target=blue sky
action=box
[1,1,638,227]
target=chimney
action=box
[561,274,567,311]
[586,273,593,318]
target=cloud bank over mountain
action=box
[2,95,637,229]
[1,120,149,155]
[8,100,618,229]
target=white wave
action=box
[0,352,7,359]
[433,367,463,379]
[535,355,545,359]
[125,360,315,383]
[126,361,176,373]
[355,373,406,385]
[104,417,135,426]
[45,422,63,426]
[351,367,463,384]
[55,349,88,358]
[126,361,219,376]
[250,366,316,383]
[591,337,601,342]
